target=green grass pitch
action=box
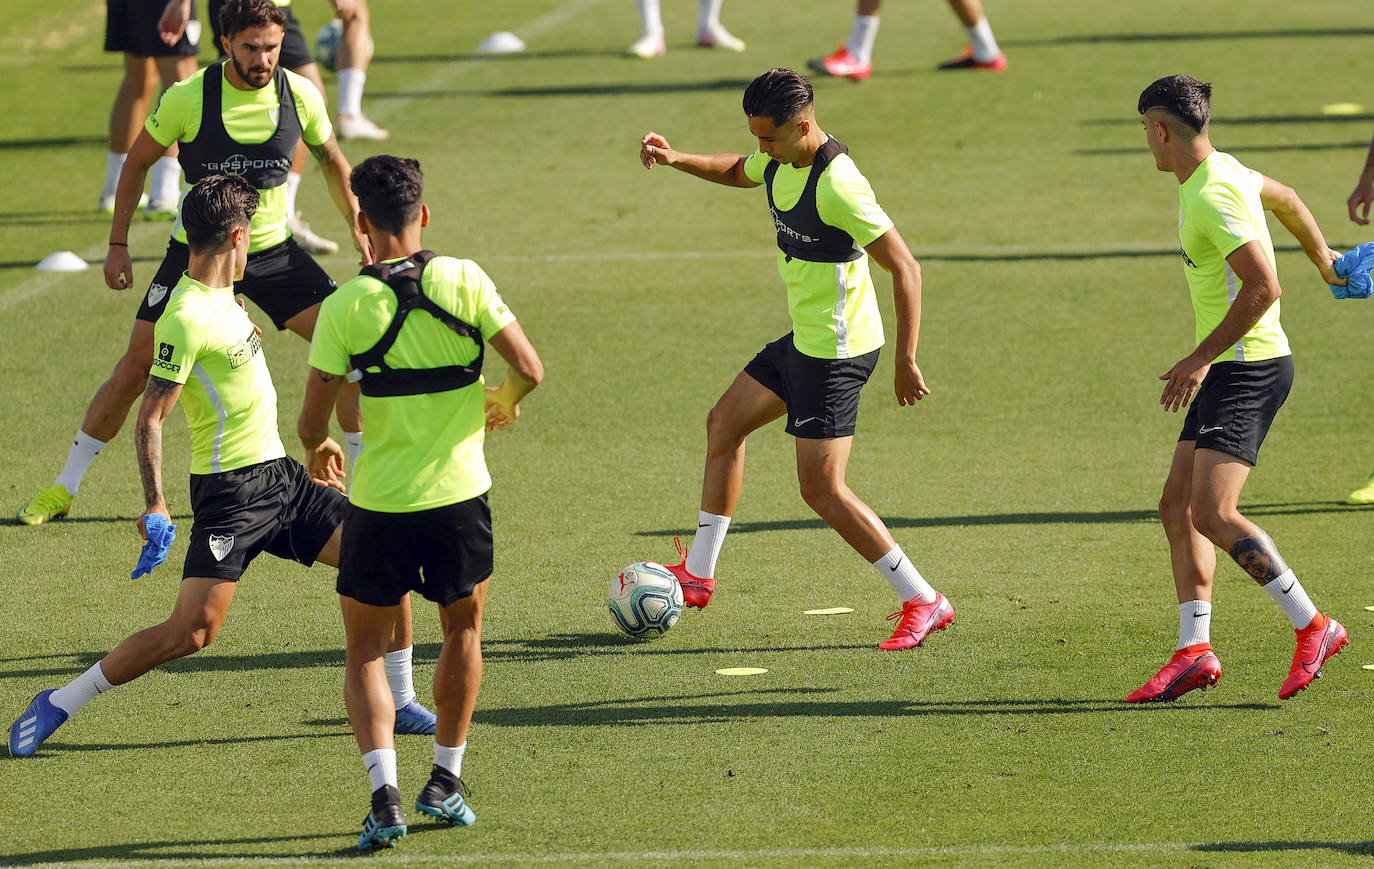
[2,0,1373,865]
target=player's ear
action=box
[420,204,430,228]
[357,211,372,237]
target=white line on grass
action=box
[2,841,1253,867]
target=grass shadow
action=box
[1078,141,1369,157]
[1007,28,1374,47]
[0,135,107,151]
[0,830,371,865]
[1193,840,1374,856]
[28,728,353,754]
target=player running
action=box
[808,0,1006,81]
[298,155,543,850]
[17,0,366,528]
[639,68,953,651]
[1127,75,1348,703]
[7,175,434,760]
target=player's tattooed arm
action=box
[134,375,182,513]
[310,136,370,263]
[1228,530,1290,585]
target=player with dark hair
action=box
[19,0,367,528]
[809,0,1006,81]
[300,155,544,849]
[6,174,434,759]
[639,68,954,651]
[1127,74,1348,703]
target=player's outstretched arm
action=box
[484,322,545,430]
[308,138,371,265]
[1347,135,1374,226]
[865,228,930,406]
[1260,175,1341,285]
[106,131,170,291]
[298,368,348,491]
[134,375,182,530]
[639,132,758,188]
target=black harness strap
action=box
[347,251,485,397]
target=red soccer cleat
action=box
[937,45,1008,71]
[1125,643,1221,702]
[1278,614,1348,700]
[807,45,872,81]
[665,537,715,609]
[878,593,954,650]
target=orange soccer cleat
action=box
[1125,643,1222,703]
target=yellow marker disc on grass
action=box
[1364,605,1374,612]
[1322,102,1364,115]
[803,607,855,615]
[715,667,768,676]
[1363,664,1374,671]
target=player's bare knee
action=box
[1157,494,1191,536]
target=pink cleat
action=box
[1125,643,1221,703]
[1278,614,1347,700]
[664,537,714,609]
[807,45,871,81]
[878,593,954,650]
[937,45,1008,71]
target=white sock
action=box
[55,430,106,494]
[285,171,302,217]
[345,431,365,468]
[1264,569,1319,630]
[383,645,416,709]
[637,0,664,37]
[685,510,729,578]
[338,68,365,118]
[149,156,181,206]
[362,748,398,792]
[1177,600,1212,649]
[873,544,937,604]
[965,17,1000,62]
[49,662,113,716]
[102,151,128,199]
[846,14,880,65]
[697,0,723,32]
[434,741,466,777]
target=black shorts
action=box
[1179,356,1294,465]
[183,457,345,581]
[337,495,494,608]
[209,0,313,69]
[106,0,201,58]
[743,332,879,439]
[137,238,337,330]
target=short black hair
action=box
[742,68,814,126]
[182,174,259,253]
[218,0,287,40]
[351,155,424,236]
[1138,74,1212,134]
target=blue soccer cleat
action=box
[8,690,68,757]
[415,765,476,826]
[358,785,407,851]
[393,699,437,735]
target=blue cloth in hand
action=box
[132,513,177,578]
[1331,242,1374,299]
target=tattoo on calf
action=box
[1228,531,1290,584]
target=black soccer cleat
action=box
[358,785,407,851]
[415,764,476,826]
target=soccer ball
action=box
[314,19,342,72]
[609,561,683,639]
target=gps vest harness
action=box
[346,251,486,398]
[763,136,863,264]
[178,62,300,189]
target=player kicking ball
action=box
[8,176,434,760]
[1127,75,1348,703]
[639,68,953,651]
[298,156,543,850]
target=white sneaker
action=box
[628,34,666,58]
[99,192,149,213]
[288,212,340,255]
[696,26,745,52]
[336,113,390,141]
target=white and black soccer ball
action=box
[315,19,342,72]
[609,561,683,639]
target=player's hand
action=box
[133,509,176,578]
[484,384,520,430]
[1347,178,1374,225]
[157,0,192,45]
[136,504,171,540]
[894,359,931,406]
[305,437,348,491]
[105,245,135,290]
[1159,352,1210,413]
[350,221,374,267]
[640,132,676,169]
[1317,247,1345,286]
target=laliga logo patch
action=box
[147,282,169,306]
[208,533,235,562]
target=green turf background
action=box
[1,0,1372,865]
